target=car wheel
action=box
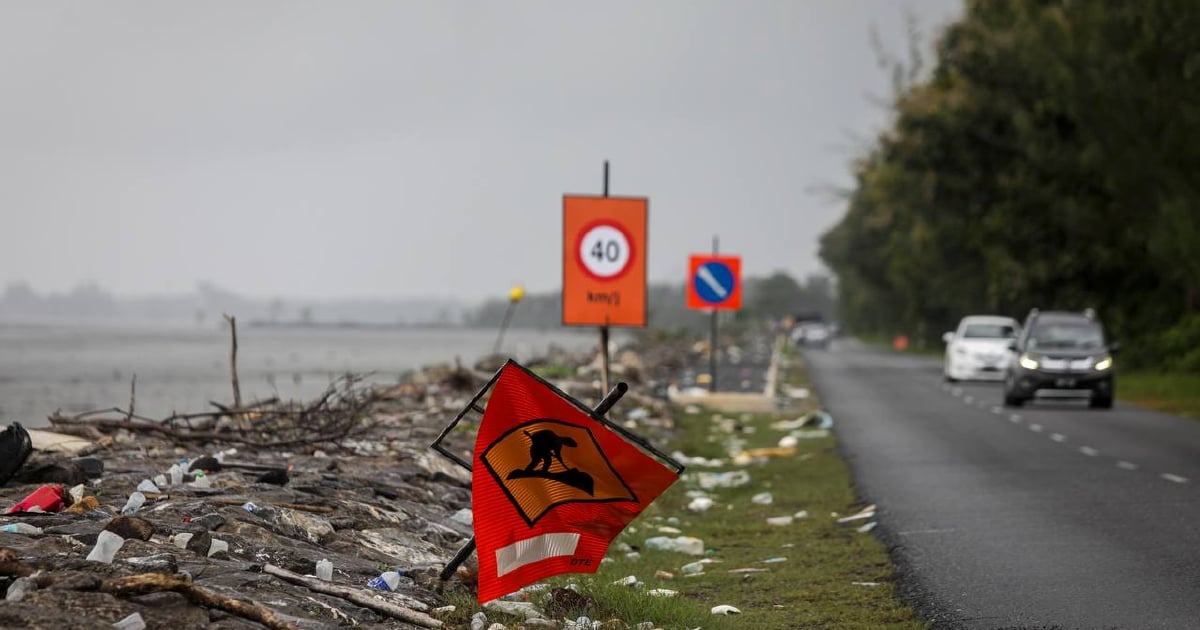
[1089,395,1113,409]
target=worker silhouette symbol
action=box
[507,428,595,495]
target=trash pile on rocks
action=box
[0,342,682,630]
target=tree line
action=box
[820,0,1200,370]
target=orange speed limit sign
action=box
[562,195,647,327]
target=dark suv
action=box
[1002,309,1117,409]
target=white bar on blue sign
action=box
[495,532,581,577]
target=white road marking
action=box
[1162,473,1189,484]
[1009,414,1022,423]
[1029,423,1043,432]
[1117,461,1139,471]
[1050,433,1066,443]
[1079,446,1099,457]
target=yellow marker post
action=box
[493,285,525,355]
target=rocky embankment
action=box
[0,341,692,630]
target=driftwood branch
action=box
[47,374,378,448]
[223,314,243,412]
[263,564,442,628]
[0,548,296,630]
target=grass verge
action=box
[443,349,924,629]
[1118,371,1200,419]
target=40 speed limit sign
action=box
[562,195,647,327]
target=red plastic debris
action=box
[5,484,67,514]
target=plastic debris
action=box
[837,505,877,523]
[367,570,404,591]
[315,558,333,581]
[778,435,799,448]
[207,538,228,557]
[190,470,211,488]
[5,577,36,602]
[858,521,878,533]
[451,508,473,526]
[483,599,544,620]
[687,496,714,512]
[644,535,705,555]
[0,422,34,487]
[693,470,751,489]
[794,509,809,519]
[852,581,881,587]
[680,560,708,574]
[1,523,43,535]
[612,575,642,588]
[470,612,488,630]
[766,516,793,526]
[752,492,773,505]
[761,556,788,563]
[136,479,160,494]
[647,589,678,597]
[112,612,147,630]
[121,491,147,515]
[168,464,184,486]
[711,605,742,615]
[87,530,126,563]
[5,484,66,514]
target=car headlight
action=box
[1094,356,1113,371]
[1018,354,1040,370]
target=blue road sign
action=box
[693,261,736,305]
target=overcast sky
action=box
[0,1,962,301]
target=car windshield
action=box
[1028,322,1105,350]
[962,323,1017,339]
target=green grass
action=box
[1119,371,1200,419]
[438,350,924,629]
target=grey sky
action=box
[0,0,961,301]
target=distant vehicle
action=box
[1002,308,1117,409]
[942,315,1020,382]
[791,321,833,349]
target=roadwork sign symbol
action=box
[687,255,742,310]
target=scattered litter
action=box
[451,508,474,526]
[644,536,705,555]
[654,570,674,579]
[794,509,809,519]
[483,599,544,620]
[784,386,810,399]
[752,492,773,505]
[612,575,642,588]
[367,570,405,591]
[766,516,793,526]
[837,504,877,523]
[5,577,36,602]
[711,605,742,615]
[778,435,799,448]
[680,561,707,574]
[693,470,751,489]
[112,612,147,630]
[728,567,769,574]
[121,491,146,515]
[433,605,456,614]
[471,612,488,630]
[858,522,878,533]
[852,581,881,587]
[656,525,682,534]
[135,479,160,494]
[687,496,714,512]
[315,558,333,581]
[87,530,126,564]
[5,484,66,514]
[0,523,43,535]
[207,538,228,557]
[672,451,726,467]
[647,589,678,597]
[761,557,788,563]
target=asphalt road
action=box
[805,340,1200,630]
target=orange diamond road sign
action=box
[562,195,647,327]
[472,362,680,602]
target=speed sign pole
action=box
[562,162,648,398]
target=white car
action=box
[942,315,1020,382]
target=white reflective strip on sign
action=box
[495,533,581,577]
[696,265,729,298]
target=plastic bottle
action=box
[191,471,211,488]
[121,492,146,515]
[87,530,125,563]
[5,577,36,602]
[136,479,160,494]
[315,559,333,581]
[152,474,168,488]
[367,570,403,591]
[168,464,183,487]
[0,523,43,535]
[469,612,487,630]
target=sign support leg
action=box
[709,235,719,393]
